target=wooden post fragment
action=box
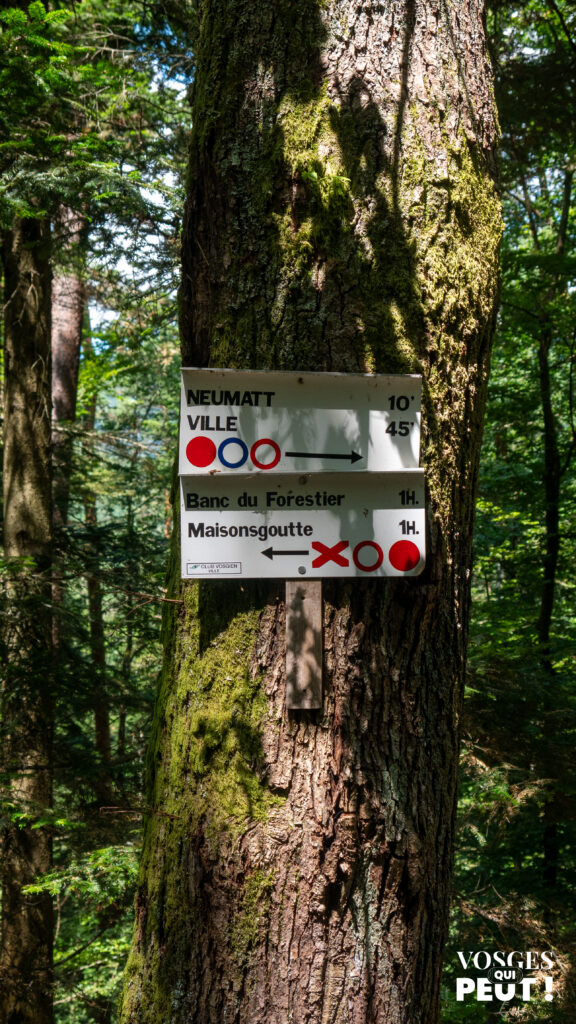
[285,580,322,709]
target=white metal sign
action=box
[179,368,421,475]
[180,471,425,579]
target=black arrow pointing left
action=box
[262,547,310,561]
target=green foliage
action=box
[443,3,576,1020]
[0,7,188,1022]
[26,842,140,1024]
[0,2,76,163]
[0,0,187,231]
[53,317,181,799]
[25,842,139,906]
[6,305,182,1022]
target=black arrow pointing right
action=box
[285,449,363,464]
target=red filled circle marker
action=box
[186,436,217,468]
[388,540,420,572]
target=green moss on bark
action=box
[148,570,281,839]
[389,132,502,521]
[230,869,276,967]
[121,541,283,1020]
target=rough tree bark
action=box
[51,206,85,531]
[121,2,500,1023]
[0,217,54,1024]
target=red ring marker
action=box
[250,438,281,470]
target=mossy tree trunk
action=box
[1,217,54,1024]
[121,2,500,1023]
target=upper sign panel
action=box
[179,369,421,475]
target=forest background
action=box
[0,1,574,1022]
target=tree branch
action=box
[546,0,576,56]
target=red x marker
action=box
[311,540,349,568]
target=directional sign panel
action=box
[180,368,421,475]
[180,471,426,579]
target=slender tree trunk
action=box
[536,166,574,654]
[121,3,500,1023]
[1,217,54,1024]
[84,491,113,797]
[50,206,86,766]
[537,324,562,896]
[534,166,574,891]
[52,206,85,532]
[537,329,561,651]
[118,497,135,777]
[81,336,114,803]
[51,222,114,802]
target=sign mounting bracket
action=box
[285,580,323,709]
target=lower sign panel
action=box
[180,471,426,579]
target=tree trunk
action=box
[84,491,114,802]
[50,205,85,760]
[1,217,54,1024]
[52,206,85,532]
[82,337,114,804]
[121,3,500,1023]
